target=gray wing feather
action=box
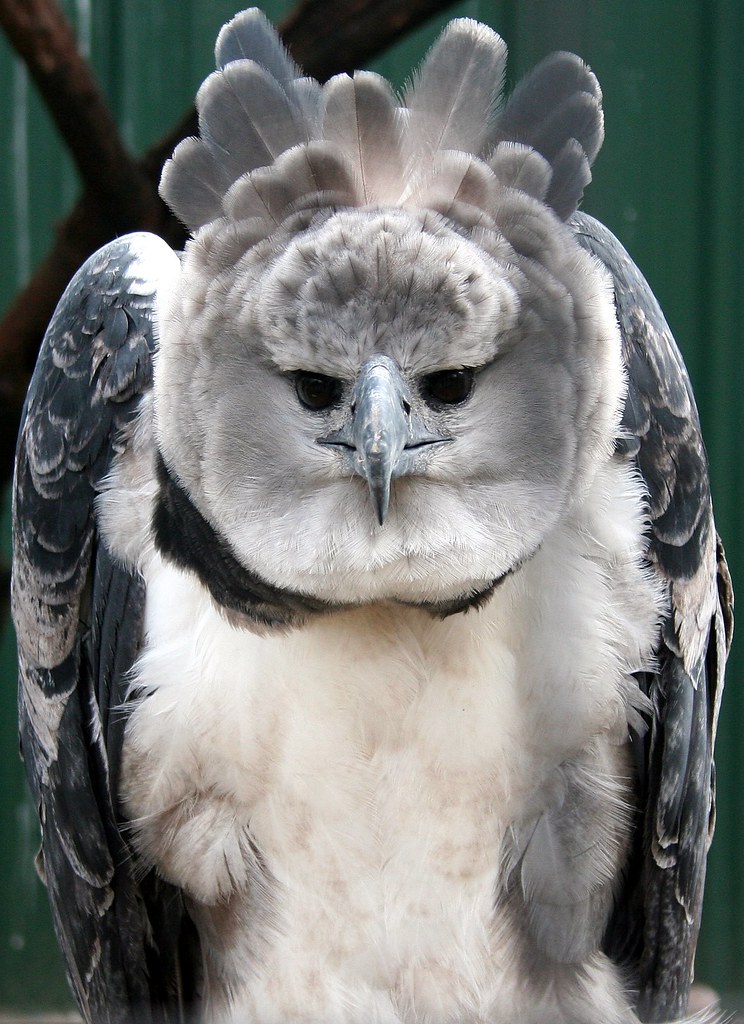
[11,233,197,1024]
[571,211,732,1021]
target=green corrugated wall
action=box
[1,0,741,1012]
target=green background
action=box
[1,0,742,1012]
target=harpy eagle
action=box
[11,9,732,1024]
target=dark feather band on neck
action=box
[152,453,338,628]
[152,452,505,627]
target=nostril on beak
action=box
[402,397,411,417]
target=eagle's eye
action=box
[295,372,343,411]
[421,368,475,406]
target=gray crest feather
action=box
[161,10,310,231]
[488,142,552,203]
[496,51,603,159]
[287,77,324,130]
[215,6,301,84]
[158,136,229,230]
[197,61,307,182]
[159,9,605,231]
[406,151,496,225]
[322,72,404,204]
[403,17,507,161]
[214,8,323,138]
[161,59,310,229]
[544,138,592,220]
[494,52,603,219]
[511,90,604,166]
[222,161,296,227]
[224,141,357,224]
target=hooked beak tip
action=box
[374,494,388,527]
[364,458,392,526]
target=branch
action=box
[0,0,456,487]
[0,0,154,219]
[281,0,453,79]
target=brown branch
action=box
[0,0,153,219]
[0,0,456,486]
[0,0,173,473]
[281,0,454,79]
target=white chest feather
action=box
[120,460,659,1023]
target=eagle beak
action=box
[319,356,449,526]
[350,357,410,525]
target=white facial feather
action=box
[153,195,624,609]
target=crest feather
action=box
[215,7,301,85]
[492,52,603,219]
[403,18,507,161]
[196,62,307,185]
[159,8,606,231]
[406,151,495,219]
[322,72,405,205]
[287,77,324,130]
[544,139,592,220]
[489,142,552,203]
[159,136,230,230]
[224,142,356,224]
[496,51,603,160]
[161,10,309,230]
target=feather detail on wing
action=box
[571,211,732,1022]
[11,233,197,1024]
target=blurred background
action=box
[0,0,742,1015]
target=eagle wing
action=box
[11,233,196,1024]
[572,211,733,1021]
